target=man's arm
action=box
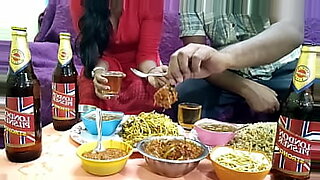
[223,0,304,69]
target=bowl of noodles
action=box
[136,136,209,178]
[119,112,183,147]
[209,146,271,180]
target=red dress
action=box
[70,0,163,114]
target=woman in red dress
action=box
[70,0,166,114]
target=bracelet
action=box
[91,67,106,78]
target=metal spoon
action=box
[92,108,105,153]
[130,68,167,78]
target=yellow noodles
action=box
[216,151,270,172]
[228,122,276,160]
[120,112,179,146]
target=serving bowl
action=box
[136,136,209,178]
[76,140,133,176]
[210,146,271,180]
[194,118,236,146]
[81,109,124,136]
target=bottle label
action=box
[4,96,35,147]
[58,49,72,66]
[293,51,316,93]
[9,48,31,73]
[52,83,76,120]
[273,115,311,177]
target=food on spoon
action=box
[154,84,178,109]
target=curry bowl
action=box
[136,136,209,178]
[81,109,124,136]
[76,140,133,176]
[209,146,271,180]
[194,119,237,146]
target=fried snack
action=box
[228,122,277,160]
[154,84,178,109]
[120,112,179,146]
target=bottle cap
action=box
[11,27,27,36]
[59,32,71,39]
[11,26,27,31]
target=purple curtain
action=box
[160,0,183,64]
[304,0,320,45]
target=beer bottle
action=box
[4,27,42,162]
[272,45,320,179]
[52,32,78,131]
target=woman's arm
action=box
[136,0,164,73]
[69,0,83,33]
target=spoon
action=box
[92,108,105,153]
[130,68,167,78]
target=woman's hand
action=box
[147,65,169,88]
[241,81,280,113]
[93,69,110,100]
[168,43,232,85]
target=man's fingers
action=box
[168,52,183,84]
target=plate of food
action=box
[70,111,185,147]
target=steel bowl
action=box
[136,136,209,178]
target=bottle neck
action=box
[58,38,73,66]
[9,34,31,73]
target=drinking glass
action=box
[178,102,202,130]
[101,71,126,97]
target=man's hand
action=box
[242,80,280,113]
[168,43,232,85]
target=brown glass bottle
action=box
[272,45,320,179]
[52,32,79,131]
[5,27,42,162]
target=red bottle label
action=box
[273,115,312,177]
[52,83,76,120]
[4,96,35,147]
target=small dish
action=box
[77,140,133,176]
[194,119,237,146]
[81,110,124,136]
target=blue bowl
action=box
[81,110,124,136]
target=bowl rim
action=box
[136,136,209,164]
[77,140,134,162]
[209,146,272,174]
[194,119,237,134]
[81,110,124,122]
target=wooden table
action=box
[0,124,319,180]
